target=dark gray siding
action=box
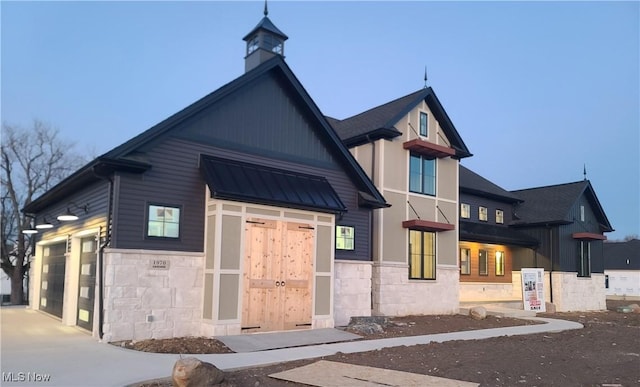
[35,180,109,242]
[459,193,514,225]
[164,72,338,170]
[113,138,372,260]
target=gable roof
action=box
[24,55,387,213]
[329,87,472,159]
[511,180,613,232]
[603,239,640,269]
[459,165,522,203]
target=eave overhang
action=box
[343,127,403,148]
[572,232,607,241]
[22,157,151,214]
[402,219,455,232]
[403,138,456,158]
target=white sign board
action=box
[521,268,545,312]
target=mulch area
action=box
[131,300,640,386]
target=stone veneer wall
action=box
[460,271,553,304]
[551,272,606,312]
[333,260,372,326]
[102,249,203,342]
[372,265,459,316]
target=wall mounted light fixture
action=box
[57,203,89,222]
[35,216,55,229]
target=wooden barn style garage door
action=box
[77,237,97,331]
[41,242,67,318]
[242,218,314,332]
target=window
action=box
[419,112,428,136]
[247,35,259,55]
[578,241,591,277]
[409,154,436,195]
[147,204,180,238]
[580,205,585,222]
[495,251,505,276]
[263,35,283,54]
[336,226,354,250]
[460,248,470,275]
[409,230,436,280]
[479,206,488,221]
[479,250,488,275]
[461,203,470,219]
[496,209,504,224]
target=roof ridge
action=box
[511,179,588,193]
[339,88,425,122]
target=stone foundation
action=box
[102,248,204,342]
[551,272,606,311]
[333,260,372,326]
[372,264,459,316]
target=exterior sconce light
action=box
[57,203,89,222]
[35,217,55,229]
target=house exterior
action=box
[511,180,614,311]
[329,88,472,316]
[23,11,388,341]
[603,239,640,299]
[458,166,538,302]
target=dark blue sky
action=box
[2,1,638,239]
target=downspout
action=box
[368,135,376,312]
[548,226,554,304]
[93,168,114,340]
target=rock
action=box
[348,322,384,335]
[470,306,487,320]
[545,302,556,314]
[628,304,640,314]
[172,357,224,387]
[348,316,390,326]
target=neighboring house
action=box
[511,180,614,311]
[329,88,472,316]
[603,239,640,299]
[23,10,388,341]
[458,166,538,302]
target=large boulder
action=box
[628,303,640,314]
[172,357,224,387]
[469,306,487,320]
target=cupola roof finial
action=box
[264,0,268,16]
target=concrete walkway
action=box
[0,306,583,387]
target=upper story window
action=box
[580,205,585,221]
[496,209,504,224]
[461,203,470,219]
[419,112,428,137]
[147,204,181,238]
[336,225,354,250]
[409,153,436,196]
[479,206,488,222]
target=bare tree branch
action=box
[1,120,85,304]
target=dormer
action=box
[243,2,288,72]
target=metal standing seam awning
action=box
[199,155,348,214]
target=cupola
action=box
[243,1,288,72]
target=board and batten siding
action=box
[113,137,372,261]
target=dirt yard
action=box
[134,300,640,386]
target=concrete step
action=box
[458,301,537,318]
